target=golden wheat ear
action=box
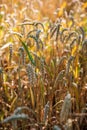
[1,106,35,129]
[60,92,71,123]
[18,47,25,65]
[53,125,61,130]
[66,56,75,78]
[60,28,69,42]
[43,101,50,122]
[26,64,36,86]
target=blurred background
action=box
[0,0,87,21]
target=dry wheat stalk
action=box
[40,58,45,79]
[9,30,23,37]
[0,67,3,86]
[9,44,13,65]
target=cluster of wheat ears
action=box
[0,0,87,130]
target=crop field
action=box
[0,0,87,130]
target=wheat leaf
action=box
[19,39,36,66]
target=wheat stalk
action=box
[9,30,23,37]
[9,44,13,65]
[0,67,3,86]
[69,16,74,29]
[18,21,44,31]
[40,58,45,79]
